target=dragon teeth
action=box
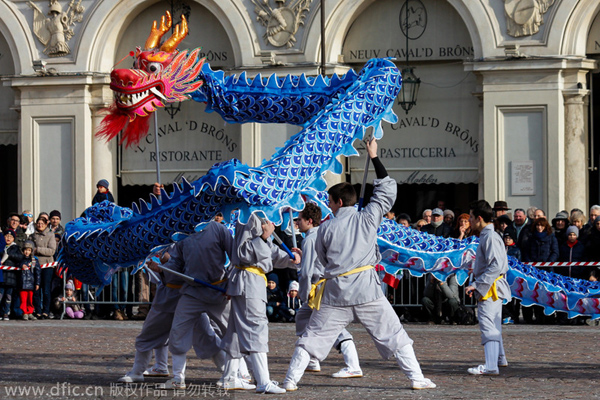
[115,89,151,106]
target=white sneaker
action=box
[240,371,253,382]
[222,377,256,390]
[412,378,436,390]
[117,373,145,383]
[467,365,499,375]
[159,378,186,389]
[306,359,321,372]
[217,371,253,388]
[332,367,363,378]
[282,380,298,391]
[256,381,286,394]
[143,366,169,377]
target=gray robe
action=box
[472,223,511,345]
[298,177,413,360]
[296,225,352,343]
[315,177,397,306]
[221,213,298,357]
[166,222,234,355]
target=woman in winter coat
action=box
[522,218,559,263]
[521,217,559,324]
[29,216,56,319]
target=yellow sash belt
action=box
[308,265,374,310]
[166,283,183,290]
[235,266,267,286]
[480,275,503,301]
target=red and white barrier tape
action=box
[0,261,59,270]
[525,262,600,267]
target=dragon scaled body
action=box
[59,12,600,320]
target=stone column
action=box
[90,107,117,204]
[563,93,588,212]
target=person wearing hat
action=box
[19,240,40,321]
[0,229,20,320]
[492,201,511,218]
[495,214,516,239]
[48,210,64,236]
[55,281,84,319]
[92,179,115,205]
[422,208,452,238]
[550,211,570,247]
[559,226,586,279]
[285,281,301,321]
[502,231,521,261]
[266,272,288,322]
[443,209,455,228]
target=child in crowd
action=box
[1,229,23,320]
[20,241,40,320]
[55,281,84,319]
[92,179,115,205]
[502,231,521,325]
[285,281,302,322]
[266,273,288,322]
[503,231,521,260]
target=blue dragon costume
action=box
[59,12,600,320]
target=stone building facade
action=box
[1,0,599,221]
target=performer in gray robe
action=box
[465,200,511,375]
[294,202,362,378]
[283,138,436,391]
[117,246,224,384]
[163,222,236,389]
[219,213,300,394]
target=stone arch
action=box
[311,0,488,65]
[0,2,37,75]
[561,1,600,56]
[85,0,259,73]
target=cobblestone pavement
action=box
[1,319,599,399]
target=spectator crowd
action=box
[385,200,600,326]
[2,182,599,327]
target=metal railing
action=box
[385,272,477,309]
[59,268,152,319]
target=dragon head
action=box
[97,12,205,146]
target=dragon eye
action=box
[148,62,163,74]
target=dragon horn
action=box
[144,11,172,50]
[160,14,188,53]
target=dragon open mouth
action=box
[111,79,167,110]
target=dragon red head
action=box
[97,12,205,146]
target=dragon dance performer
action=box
[219,213,301,394]
[465,200,510,375]
[294,202,363,378]
[117,246,225,385]
[282,138,436,391]
[158,221,238,390]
